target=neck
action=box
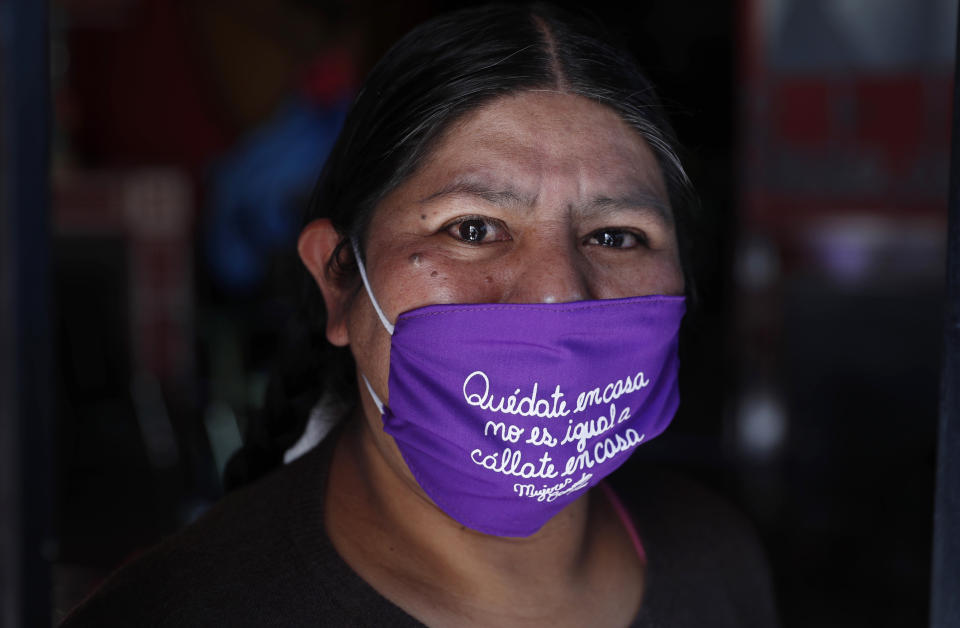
[324,407,604,619]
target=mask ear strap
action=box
[351,238,395,335]
[350,239,390,415]
[361,374,385,414]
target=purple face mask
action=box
[353,242,686,537]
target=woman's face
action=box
[304,90,684,497]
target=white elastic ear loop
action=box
[350,238,395,335]
[361,374,385,415]
[350,237,390,415]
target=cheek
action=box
[394,251,457,305]
[388,250,506,309]
[643,253,685,296]
[589,252,685,299]
[347,293,393,389]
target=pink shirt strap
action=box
[599,482,647,565]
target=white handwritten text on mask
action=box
[462,369,652,501]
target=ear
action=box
[298,219,352,347]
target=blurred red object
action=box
[53,168,195,381]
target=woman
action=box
[64,4,778,626]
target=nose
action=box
[505,239,591,304]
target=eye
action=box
[585,228,645,249]
[444,216,510,244]
[458,219,486,242]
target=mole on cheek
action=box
[430,270,438,277]
[485,275,492,284]
[420,214,426,220]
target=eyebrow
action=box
[420,177,538,208]
[420,174,672,225]
[585,192,673,226]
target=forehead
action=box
[414,90,670,208]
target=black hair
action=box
[224,2,697,490]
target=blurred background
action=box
[1,0,955,626]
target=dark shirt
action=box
[61,434,779,627]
